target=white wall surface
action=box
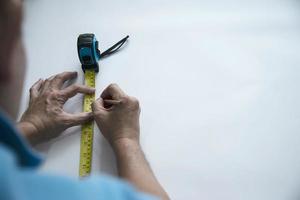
[21,0,300,199]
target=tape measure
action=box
[79,69,95,177]
[77,33,129,177]
[77,33,100,177]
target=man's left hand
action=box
[18,71,95,145]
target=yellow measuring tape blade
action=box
[79,69,95,177]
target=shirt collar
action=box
[0,111,43,167]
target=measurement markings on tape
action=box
[79,69,95,177]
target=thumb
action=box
[92,98,107,115]
[63,112,94,127]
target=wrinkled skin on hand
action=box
[92,83,140,147]
[18,71,95,144]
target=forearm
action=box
[112,138,169,200]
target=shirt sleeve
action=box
[0,115,157,200]
[17,170,158,200]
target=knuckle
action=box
[71,84,81,92]
[128,95,138,103]
[49,91,57,97]
[123,96,140,110]
[72,84,80,89]
[59,71,68,77]
[121,95,130,103]
[130,97,140,108]
[53,107,63,115]
[68,84,76,91]
[60,116,73,126]
[44,90,59,98]
[135,100,140,108]
[44,79,52,85]
[63,85,78,95]
[43,90,52,97]
[108,83,118,89]
[54,74,62,80]
[131,96,139,103]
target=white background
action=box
[21,0,300,199]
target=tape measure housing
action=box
[77,33,100,73]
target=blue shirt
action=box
[0,112,156,200]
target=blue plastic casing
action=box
[77,33,100,72]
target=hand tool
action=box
[77,33,129,177]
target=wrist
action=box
[112,138,141,155]
[17,121,40,145]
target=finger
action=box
[29,79,44,99]
[102,99,123,109]
[92,98,105,110]
[61,84,95,98]
[103,99,122,106]
[92,98,108,114]
[63,112,94,127]
[48,75,55,81]
[40,77,52,92]
[50,71,78,89]
[104,99,122,105]
[101,83,126,100]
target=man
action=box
[0,0,169,199]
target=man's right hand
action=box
[93,84,170,199]
[92,83,141,147]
